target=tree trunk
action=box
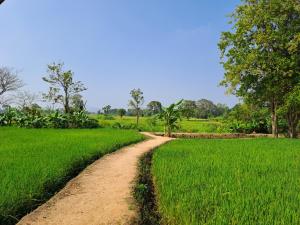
[287,109,299,138]
[271,98,278,138]
[136,110,139,128]
[167,125,171,137]
[64,89,70,114]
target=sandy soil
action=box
[17,132,172,225]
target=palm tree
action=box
[157,100,183,137]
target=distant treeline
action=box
[98,99,229,119]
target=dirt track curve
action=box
[17,132,172,225]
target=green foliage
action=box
[70,94,86,112]
[177,99,229,119]
[223,103,270,133]
[278,84,300,137]
[42,62,87,113]
[129,88,144,127]
[102,105,112,115]
[0,107,99,129]
[153,139,300,225]
[157,100,183,136]
[117,108,127,118]
[146,101,162,116]
[0,128,144,225]
[92,115,223,133]
[219,0,300,137]
[195,99,218,119]
[179,100,197,120]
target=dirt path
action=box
[18,132,172,225]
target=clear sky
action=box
[0,0,241,111]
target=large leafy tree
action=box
[147,101,162,115]
[195,99,218,119]
[179,100,197,120]
[42,62,87,114]
[219,0,300,137]
[129,88,144,127]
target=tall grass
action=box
[152,139,300,225]
[0,127,144,225]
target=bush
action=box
[47,112,69,128]
[0,107,100,129]
[223,104,270,134]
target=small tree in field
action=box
[118,108,126,118]
[129,88,144,127]
[157,100,183,137]
[102,105,111,115]
[42,62,87,114]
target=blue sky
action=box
[0,0,241,110]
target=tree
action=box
[71,94,86,112]
[215,103,230,117]
[195,99,218,119]
[102,105,111,115]
[157,100,182,137]
[42,62,87,114]
[118,108,127,118]
[279,84,300,138]
[219,0,300,138]
[129,88,144,127]
[0,67,23,106]
[14,90,39,109]
[179,100,197,120]
[226,103,270,134]
[0,0,5,5]
[147,101,162,115]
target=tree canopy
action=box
[219,0,300,137]
[42,62,87,114]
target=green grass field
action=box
[92,115,222,133]
[152,139,300,225]
[0,127,144,225]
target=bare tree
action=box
[14,90,39,109]
[0,67,24,106]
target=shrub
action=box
[0,107,100,129]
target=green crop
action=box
[0,127,143,225]
[153,139,300,225]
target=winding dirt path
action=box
[18,132,172,225]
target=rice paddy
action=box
[0,127,144,225]
[152,138,300,225]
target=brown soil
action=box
[17,132,172,225]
